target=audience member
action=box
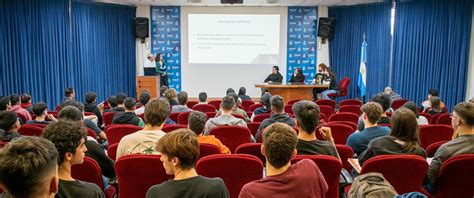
[425,102,474,190]
[226,88,236,95]
[358,108,426,165]
[188,111,230,154]
[160,86,169,98]
[203,95,247,135]
[0,111,21,142]
[347,102,390,155]
[164,88,179,107]
[357,93,392,131]
[251,92,272,121]
[421,89,446,112]
[112,97,144,127]
[147,129,229,198]
[198,92,208,104]
[26,102,58,125]
[403,102,429,125]
[384,87,403,104]
[84,92,103,126]
[425,96,446,115]
[103,95,118,113]
[239,123,328,197]
[20,93,33,113]
[172,91,192,113]
[62,87,75,103]
[216,93,250,122]
[238,87,251,101]
[135,91,151,115]
[60,101,107,141]
[116,98,170,158]
[110,92,127,113]
[0,96,11,111]
[256,95,295,140]
[9,94,32,122]
[0,136,59,198]
[42,120,104,197]
[292,100,339,159]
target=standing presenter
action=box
[155,53,168,87]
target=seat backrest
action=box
[419,113,432,124]
[338,77,351,97]
[287,99,301,105]
[103,112,115,126]
[18,125,43,136]
[326,121,357,131]
[435,113,451,126]
[319,105,334,121]
[360,155,428,194]
[168,112,181,123]
[196,154,263,198]
[241,100,255,111]
[316,99,336,109]
[0,141,9,148]
[235,143,265,165]
[335,144,355,171]
[177,111,192,125]
[328,112,359,124]
[419,125,453,149]
[340,99,362,107]
[71,157,104,190]
[86,128,98,140]
[208,100,222,110]
[338,105,361,115]
[284,105,294,115]
[391,99,409,111]
[199,143,221,159]
[246,122,261,137]
[209,126,251,153]
[426,140,448,158]
[162,124,187,133]
[291,155,342,198]
[249,104,263,112]
[115,154,172,198]
[253,113,271,122]
[107,143,119,161]
[105,124,142,145]
[434,154,474,198]
[316,123,354,145]
[192,104,217,113]
[186,101,198,108]
[205,111,217,119]
[431,114,442,124]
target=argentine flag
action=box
[358,40,367,98]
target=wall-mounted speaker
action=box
[134,17,149,40]
[317,17,335,39]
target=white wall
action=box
[317,6,330,67]
[135,5,150,76]
[466,4,474,101]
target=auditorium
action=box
[1,0,473,197]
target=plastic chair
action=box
[249,104,263,112]
[327,77,351,99]
[235,143,265,165]
[196,154,263,198]
[391,99,409,111]
[328,112,359,124]
[177,111,192,125]
[419,125,453,149]
[340,99,362,107]
[319,105,334,121]
[71,157,116,198]
[431,154,474,198]
[435,113,451,126]
[104,124,142,145]
[338,105,361,115]
[186,101,198,108]
[335,144,355,171]
[18,125,43,136]
[103,112,115,126]
[199,143,221,159]
[426,140,448,158]
[253,113,271,123]
[360,155,428,194]
[168,112,180,123]
[208,100,222,110]
[246,122,261,137]
[316,99,336,110]
[326,121,357,131]
[241,100,255,111]
[162,124,187,133]
[107,143,118,161]
[291,155,342,198]
[115,154,172,198]
[316,123,354,145]
[209,126,252,153]
[192,104,217,113]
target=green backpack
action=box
[348,172,398,198]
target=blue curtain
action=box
[329,3,392,101]
[0,0,136,108]
[392,0,473,110]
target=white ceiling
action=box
[99,0,384,7]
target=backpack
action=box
[348,172,398,198]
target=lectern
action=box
[136,76,160,99]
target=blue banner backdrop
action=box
[150,6,181,91]
[287,7,318,84]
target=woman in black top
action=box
[426,96,445,115]
[238,87,251,101]
[289,68,305,83]
[358,108,426,165]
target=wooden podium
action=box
[136,76,160,99]
[255,83,329,101]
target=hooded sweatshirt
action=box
[203,114,254,142]
[112,112,144,127]
[256,113,296,140]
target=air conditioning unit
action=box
[266,0,279,3]
[221,0,243,4]
[188,0,201,3]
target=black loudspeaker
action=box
[317,17,335,39]
[134,17,149,39]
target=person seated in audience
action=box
[159,86,169,98]
[424,102,474,189]
[9,94,32,122]
[57,106,116,183]
[238,87,252,101]
[20,93,33,113]
[403,102,429,125]
[239,123,328,197]
[347,102,391,155]
[226,88,236,95]
[357,93,392,131]
[198,92,208,104]
[188,111,230,154]
[0,96,11,111]
[84,92,104,127]
[251,92,272,121]
[171,91,192,113]
[164,88,179,107]
[116,98,169,158]
[425,96,446,115]
[421,89,446,112]
[293,100,340,159]
[62,87,75,103]
[384,87,403,104]
[60,101,108,142]
[320,67,339,100]
[0,111,21,142]
[289,68,305,83]
[135,91,151,115]
[112,97,145,127]
[26,102,58,125]
[256,95,295,140]
[358,108,426,165]
[107,92,127,113]
[0,136,59,198]
[42,120,105,197]
[216,93,250,122]
[147,129,230,198]
[203,95,248,136]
